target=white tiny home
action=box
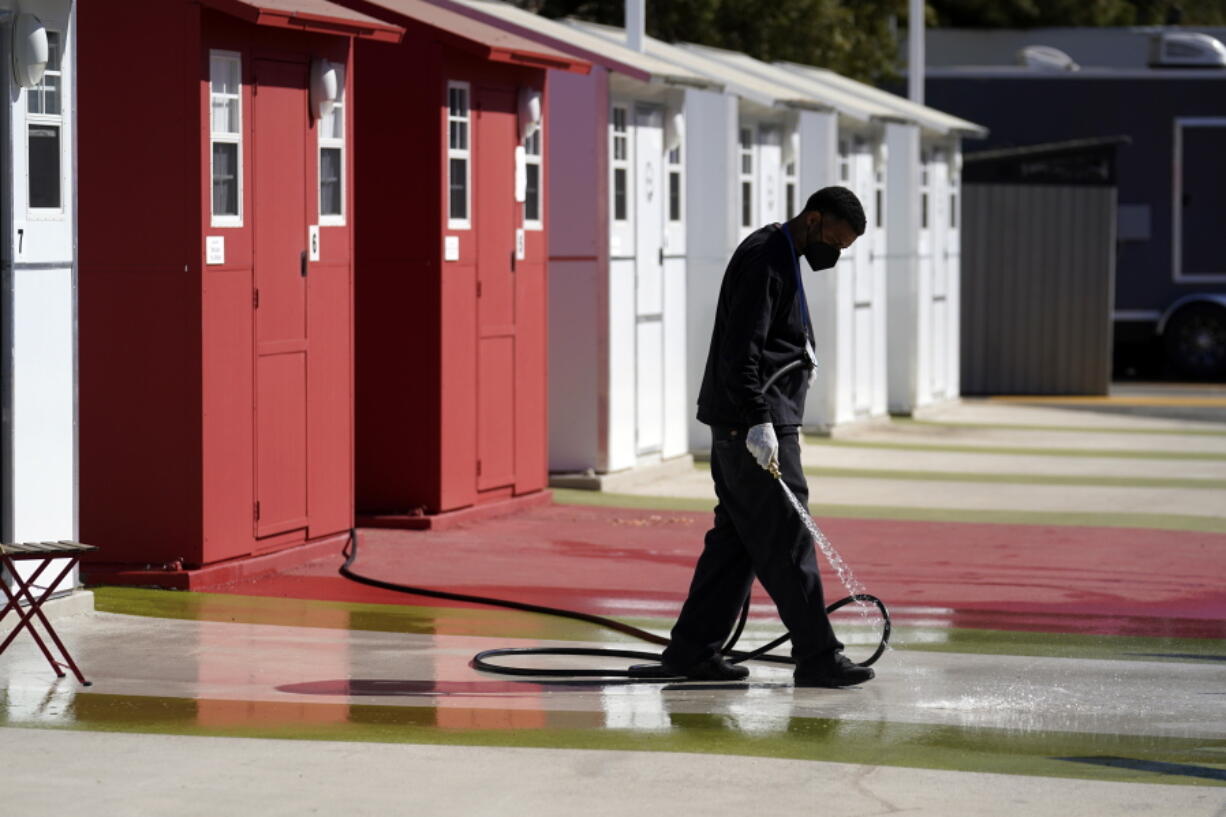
[780,64,986,414]
[1,1,77,597]
[446,0,724,486]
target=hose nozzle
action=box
[768,460,781,480]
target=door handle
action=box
[300,250,308,277]
[658,247,664,266]
[511,249,516,273]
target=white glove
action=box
[805,341,819,387]
[745,423,779,473]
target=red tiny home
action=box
[78,0,401,584]
[337,0,588,525]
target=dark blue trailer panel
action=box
[924,72,1226,377]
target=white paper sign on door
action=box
[206,236,225,265]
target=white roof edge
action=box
[777,60,988,138]
[568,19,817,110]
[678,41,890,124]
[445,0,719,88]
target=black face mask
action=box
[804,241,840,271]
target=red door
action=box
[475,87,517,491]
[253,59,309,537]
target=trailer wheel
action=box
[1164,303,1226,379]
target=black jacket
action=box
[697,224,812,428]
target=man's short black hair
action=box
[803,186,867,235]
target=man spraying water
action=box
[659,186,874,688]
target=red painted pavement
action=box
[215,504,1226,639]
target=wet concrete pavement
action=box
[2,392,1225,813]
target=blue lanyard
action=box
[777,223,814,345]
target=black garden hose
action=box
[338,354,889,682]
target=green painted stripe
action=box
[885,627,1226,663]
[95,588,1225,668]
[5,693,1222,786]
[805,438,1226,462]
[690,457,1226,490]
[552,489,1226,534]
[898,418,1226,438]
[92,587,626,644]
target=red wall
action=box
[354,31,548,516]
[80,2,356,570]
[79,0,205,566]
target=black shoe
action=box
[661,654,750,681]
[794,652,875,688]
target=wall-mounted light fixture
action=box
[518,87,541,142]
[782,127,800,167]
[664,109,684,154]
[309,57,340,119]
[12,13,49,89]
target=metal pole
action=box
[626,0,645,53]
[908,0,924,104]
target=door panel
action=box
[635,319,663,455]
[478,336,516,490]
[476,87,517,489]
[253,59,309,537]
[1182,125,1226,275]
[256,352,308,536]
[634,105,664,454]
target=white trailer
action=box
[1,1,78,598]
[781,64,985,414]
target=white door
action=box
[634,105,665,455]
[758,125,783,225]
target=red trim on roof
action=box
[200,0,405,42]
[336,0,589,74]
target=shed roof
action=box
[778,62,988,138]
[440,0,717,87]
[201,0,404,41]
[352,0,588,72]
[567,20,827,112]
[679,43,899,125]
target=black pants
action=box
[661,425,844,672]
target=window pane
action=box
[212,97,239,135]
[525,130,540,156]
[27,86,42,115]
[739,128,751,148]
[614,136,625,161]
[46,31,61,72]
[43,74,60,116]
[786,182,796,219]
[614,167,626,221]
[876,189,884,227]
[211,57,239,95]
[525,164,540,222]
[741,152,752,174]
[448,88,458,117]
[322,106,343,140]
[457,122,467,151]
[321,147,342,216]
[212,142,239,216]
[950,193,957,228]
[449,121,459,150]
[449,157,467,220]
[29,125,60,208]
[613,108,625,132]
[668,146,681,164]
[921,192,929,229]
[669,171,681,222]
[741,181,752,227]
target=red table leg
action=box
[0,555,91,685]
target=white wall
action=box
[546,67,605,472]
[684,89,736,453]
[885,121,921,414]
[3,1,77,595]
